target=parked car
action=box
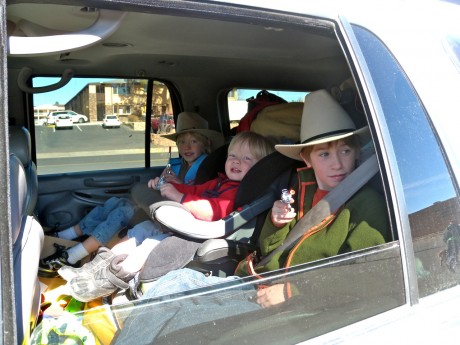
[102,115,121,128]
[46,110,88,124]
[2,0,460,345]
[54,114,73,129]
[151,114,175,133]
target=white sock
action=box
[66,243,90,264]
[57,226,78,240]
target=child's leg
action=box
[85,200,136,246]
[120,235,169,273]
[127,220,166,246]
[62,235,169,302]
[79,197,134,238]
[111,237,137,256]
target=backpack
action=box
[236,90,287,133]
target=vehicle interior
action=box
[4,0,459,344]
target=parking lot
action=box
[35,123,177,174]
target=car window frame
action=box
[336,17,418,305]
[1,0,17,343]
[29,76,179,174]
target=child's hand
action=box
[163,174,181,184]
[271,200,296,227]
[147,177,160,189]
[160,183,184,202]
[256,284,286,308]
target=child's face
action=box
[225,141,258,181]
[176,132,207,165]
[301,139,358,191]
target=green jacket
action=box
[235,165,391,277]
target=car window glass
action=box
[32,77,175,174]
[352,25,460,298]
[44,243,403,344]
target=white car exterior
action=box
[47,110,88,124]
[54,115,73,129]
[2,0,460,344]
[102,115,121,128]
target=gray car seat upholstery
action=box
[9,126,39,215]
[9,153,44,344]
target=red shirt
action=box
[312,189,329,207]
[173,173,240,221]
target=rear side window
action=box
[32,77,176,174]
[352,25,460,298]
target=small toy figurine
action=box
[281,188,295,204]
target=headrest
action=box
[9,126,31,168]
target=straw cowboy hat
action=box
[275,89,369,161]
[163,112,225,149]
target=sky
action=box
[33,77,113,106]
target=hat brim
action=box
[275,126,370,161]
[162,128,225,150]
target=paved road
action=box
[35,123,178,174]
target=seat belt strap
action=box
[256,154,379,268]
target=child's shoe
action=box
[67,254,136,302]
[39,243,79,278]
[58,247,115,281]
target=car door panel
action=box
[36,167,162,229]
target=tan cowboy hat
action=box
[275,89,369,161]
[163,112,224,149]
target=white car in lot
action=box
[47,110,88,124]
[54,114,73,129]
[102,115,121,128]
[3,0,460,344]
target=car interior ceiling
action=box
[6,3,349,90]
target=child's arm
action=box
[180,191,235,221]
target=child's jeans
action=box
[127,220,170,246]
[79,197,136,245]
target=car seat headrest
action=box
[9,126,32,168]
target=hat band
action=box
[301,128,355,144]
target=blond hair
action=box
[228,131,274,161]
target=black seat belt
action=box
[256,154,379,268]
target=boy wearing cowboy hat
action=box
[239,89,391,306]
[149,111,225,187]
[136,111,224,210]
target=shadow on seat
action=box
[9,153,44,345]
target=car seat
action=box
[9,153,44,345]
